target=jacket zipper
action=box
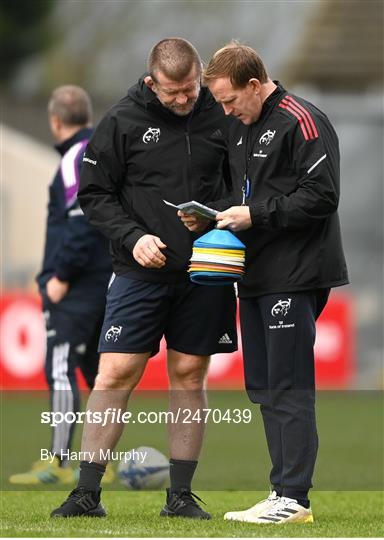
[185,131,191,155]
[243,101,278,203]
[185,116,193,198]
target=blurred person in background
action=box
[51,38,237,519]
[181,42,349,525]
[9,85,112,486]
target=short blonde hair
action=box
[204,41,268,88]
[147,37,202,82]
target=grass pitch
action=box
[2,391,383,492]
[1,490,382,537]
[1,391,383,536]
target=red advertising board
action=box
[0,291,355,390]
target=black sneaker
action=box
[160,488,211,520]
[50,487,106,518]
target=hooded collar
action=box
[130,75,214,121]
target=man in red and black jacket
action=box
[181,41,349,525]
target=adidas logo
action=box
[218,333,233,344]
[211,128,222,138]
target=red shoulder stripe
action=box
[279,101,309,140]
[285,95,319,138]
[281,98,315,139]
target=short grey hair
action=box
[48,85,92,126]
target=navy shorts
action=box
[98,275,238,356]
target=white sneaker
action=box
[224,490,280,522]
[244,496,314,524]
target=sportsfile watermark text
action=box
[41,407,252,427]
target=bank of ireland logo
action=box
[143,127,161,144]
[259,129,276,146]
[271,298,292,318]
[105,325,123,342]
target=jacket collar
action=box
[54,127,93,156]
[257,81,286,120]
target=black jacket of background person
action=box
[37,127,112,309]
[78,78,232,283]
[211,83,349,297]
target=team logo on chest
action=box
[143,127,161,144]
[259,129,276,146]
[252,129,276,159]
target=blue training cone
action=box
[189,229,246,285]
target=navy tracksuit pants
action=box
[240,289,330,499]
[43,298,105,459]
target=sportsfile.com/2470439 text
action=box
[41,407,252,427]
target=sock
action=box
[169,458,198,493]
[282,490,310,508]
[273,486,282,497]
[296,498,310,509]
[78,461,106,491]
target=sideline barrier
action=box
[0,291,355,390]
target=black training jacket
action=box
[211,83,349,297]
[37,128,112,307]
[78,77,232,283]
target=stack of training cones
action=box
[188,229,246,285]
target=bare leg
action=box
[167,349,210,460]
[81,352,150,464]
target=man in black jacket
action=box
[51,38,237,519]
[181,42,349,524]
[10,85,112,485]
